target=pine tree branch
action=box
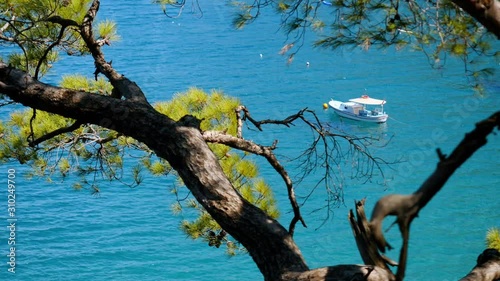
[0,15,16,42]
[45,15,79,28]
[0,81,18,95]
[28,121,82,147]
[35,18,73,79]
[361,110,500,281]
[237,105,305,131]
[452,0,500,39]
[202,129,307,235]
[459,249,500,281]
[79,0,150,105]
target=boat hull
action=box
[329,100,388,123]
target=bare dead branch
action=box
[202,130,307,235]
[0,14,16,41]
[291,115,392,228]
[235,105,245,138]
[352,111,500,281]
[238,105,308,131]
[348,199,398,271]
[235,106,392,230]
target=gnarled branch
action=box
[350,111,500,280]
[202,129,307,235]
[281,264,396,281]
[459,248,500,281]
[233,106,392,232]
[349,199,398,271]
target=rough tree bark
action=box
[0,59,396,281]
[0,2,387,279]
[349,112,500,281]
[0,63,312,280]
[0,1,498,280]
[452,0,500,39]
[459,249,500,281]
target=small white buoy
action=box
[306,61,310,67]
[260,53,263,59]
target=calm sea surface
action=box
[1,1,499,280]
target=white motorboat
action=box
[328,95,388,123]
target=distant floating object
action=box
[328,95,388,123]
[306,61,310,67]
[322,0,333,5]
[260,53,263,59]
[323,103,328,109]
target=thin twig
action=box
[29,121,82,147]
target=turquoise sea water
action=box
[1,1,499,280]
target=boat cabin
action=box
[340,102,381,117]
[341,102,363,114]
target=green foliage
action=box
[233,12,254,29]
[277,1,291,12]
[152,87,279,254]
[147,159,171,176]
[155,87,240,135]
[151,0,184,14]
[229,0,497,80]
[61,75,113,95]
[486,228,500,251]
[313,0,494,60]
[0,0,118,76]
[230,1,260,29]
[47,0,94,25]
[96,19,121,42]
[0,75,142,190]
[1,82,278,254]
[0,110,72,165]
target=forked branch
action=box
[236,105,306,131]
[202,129,306,235]
[350,111,500,281]
[349,199,397,271]
[229,106,391,234]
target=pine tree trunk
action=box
[0,62,309,280]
